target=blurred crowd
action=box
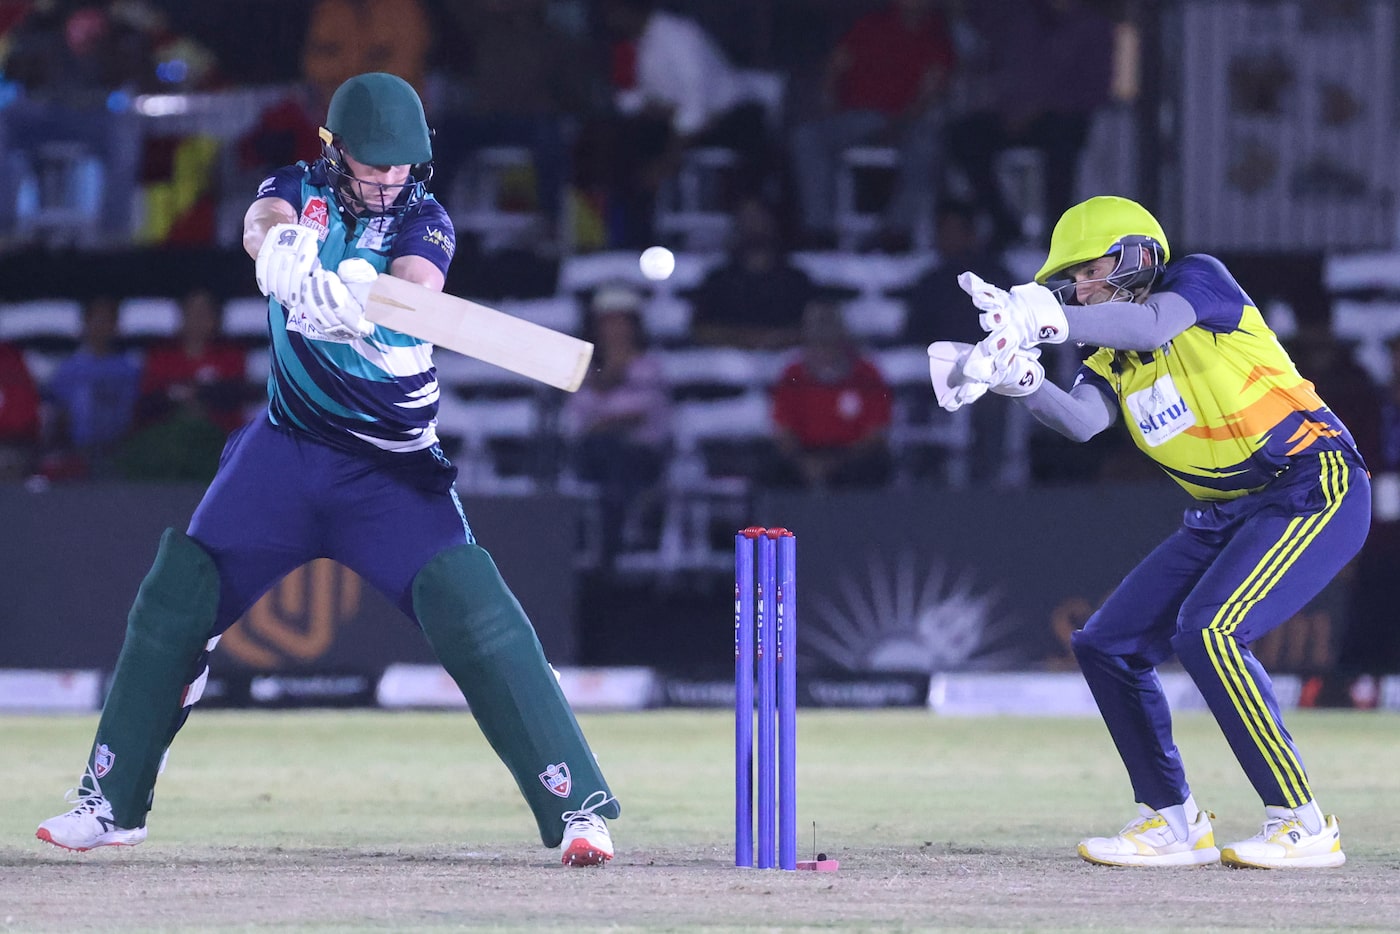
[0,0,1396,668]
[0,287,254,483]
[0,0,1127,251]
[0,0,1134,491]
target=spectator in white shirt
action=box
[586,0,774,247]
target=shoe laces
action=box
[562,790,614,832]
[61,765,110,814]
[1259,816,1298,839]
[60,786,110,816]
[1119,809,1166,837]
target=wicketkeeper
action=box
[929,195,1369,869]
[37,72,620,867]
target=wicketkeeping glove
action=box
[958,271,1069,347]
[987,346,1045,398]
[929,339,1043,411]
[297,258,377,343]
[255,223,320,310]
[928,340,986,412]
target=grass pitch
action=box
[3,709,1399,932]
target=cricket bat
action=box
[362,275,594,392]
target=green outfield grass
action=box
[3,709,1399,932]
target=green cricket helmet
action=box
[1035,196,1169,304]
[318,72,434,216]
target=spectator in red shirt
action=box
[789,0,957,249]
[0,340,41,479]
[767,299,893,489]
[137,287,249,435]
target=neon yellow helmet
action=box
[1035,196,1170,300]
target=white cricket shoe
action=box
[560,790,614,867]
[1221,811,1345,869]
[1078,804,1220,867]
[36,790,147,852]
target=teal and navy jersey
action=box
[254,161,456,459]
[1076,254,1361,501]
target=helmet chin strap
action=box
[318,131,431,220]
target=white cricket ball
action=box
[639,246,675,282]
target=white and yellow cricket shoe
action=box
[1221,810,1345,869]
[1078,804,1220,867]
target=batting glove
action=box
[296,262,375,343]
[334,257,378,310]
[255,223,320,310]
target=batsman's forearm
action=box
[242,197,297,259]
[1018,380,1116,442]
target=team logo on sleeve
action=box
[299,197,330,238]
[423,226,455,259]
[539,762,572,798]
[94,743,115,778]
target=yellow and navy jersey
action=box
[253,161,456,457]
[1076,254,1361,501]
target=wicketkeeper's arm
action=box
[1019,378,1118,443]
[1063,291,1197,351]
[959,273,1199,367]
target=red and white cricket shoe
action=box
[36,790,147,852]
[560,791,614,867]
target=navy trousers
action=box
[188,417,472,633]
[1072,450,1370,810]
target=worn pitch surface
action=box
[4,709,1398,932]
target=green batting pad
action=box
[412,544,619,847]
[86,528,220,827]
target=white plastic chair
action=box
[833,145,899,251]
[640,293,692,345]
[497,295,582,335]
[656,347,766,398]
[447,145,540,252]
[842,294,907,344]
[0,299,82,343]
[654,146,738,252]
[224,296,270,341]
[432,393,542,494]
[432,354,541,398]
[662,392,771,570]
[118,297,180,341]
[874,345,972,489]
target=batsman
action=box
[929,196,1369,869]
[36,72,620,867]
